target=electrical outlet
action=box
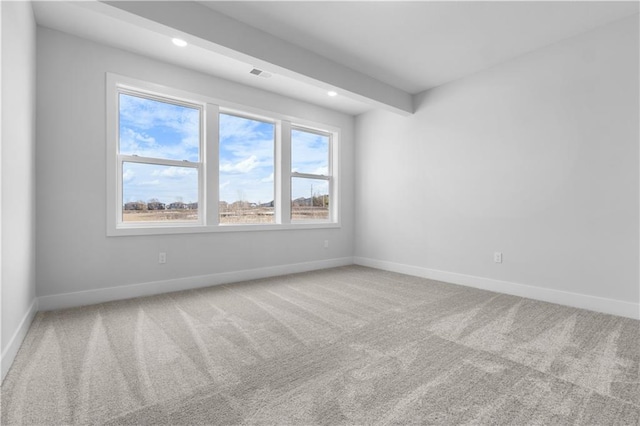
[323,240,329,249]
[159,252,167,264]
[494,252,502,263]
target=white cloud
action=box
[123,163,198,204]
[119,94,200,162]
[220,180,231,189]
[220,155,259,173]
[122,128,155,145]
[219,113,267,141]
[260,172,274,183]
[312,166,329,176]
[122,168,135,183]
[152,168,196,178]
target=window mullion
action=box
[116,157,124,226]
[329,133,335,222]
[277,120,292,224]
[206,104,219,226]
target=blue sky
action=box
[291,129,329,176]
[120,94,329,205]
[291,129,329,201]
[219,113,274,204]
[120,94,200,204]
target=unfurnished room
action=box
[1,1,639,424]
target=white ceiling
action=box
[33,1,639,116]
[33,1,373,115]
[202,1,639,94]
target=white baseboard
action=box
[1,298,39,383]
[38,257,354,312]
[354,257,640,320]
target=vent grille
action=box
[249,68,272,79]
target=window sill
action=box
[107,222,341,237]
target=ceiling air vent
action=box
[249,68,272,78]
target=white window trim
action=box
[290,126,335,225]
[115,90,206,229]
[106,73,340,236]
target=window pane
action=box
[291,129,329,175]
[291,177,329,221]
[219,114,275,224]
[122,162,198,222]
[119,93,200,162]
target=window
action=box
[219,113,275,224]
[291,128,331,221]
[107,74,338,235]
[117,93,202,225]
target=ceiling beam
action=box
[101,1,413,115]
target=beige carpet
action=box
[2,265,639,425]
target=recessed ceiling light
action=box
[172,38,187,47]
[327,91,338,97]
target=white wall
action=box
[1,1,38,380]
[355,16,639,318]
[36,28,355,306]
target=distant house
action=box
[167,202,187,210]
[187,202,198,210]
[124,201,146,211]
[147,201,165,210]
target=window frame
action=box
[289,126,334,224]
[106,73,340,236]
[218,110,277,226]
[115,89,206,229]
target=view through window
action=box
[119,93,201,223]
[110,76,338,234]
[219,113,275,224]
[291,128,330,221]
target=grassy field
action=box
[123,207,329,223]
[123,210,198,222]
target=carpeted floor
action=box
[1,265,639,425]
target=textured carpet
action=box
[2,265,639,425]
